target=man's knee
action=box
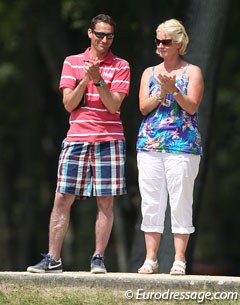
[54,192,75,209]
[97,196,114,214]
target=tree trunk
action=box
[181,0,230,273]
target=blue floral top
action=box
[136,65,202,155]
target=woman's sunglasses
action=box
[155,38,172,46]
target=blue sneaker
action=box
[90,254,107,273]
[27,253,63,273]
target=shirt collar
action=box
[83,47,113,64]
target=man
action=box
[27,14,130,274]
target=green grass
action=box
[0,282,239,305]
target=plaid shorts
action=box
[56,140,126,197]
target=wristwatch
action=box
[172,88,179,96]
[94,79,106,87]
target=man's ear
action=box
[88,28,92,39]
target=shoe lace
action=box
[40,253,61,264]
[92,254,104,261]
[92,255,105,267]
[40,253,50,260]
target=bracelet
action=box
[172,88,179,96]
[155,93,164,103]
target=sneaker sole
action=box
[91,267,107,274]
[27,267,63,273]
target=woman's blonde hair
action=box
[156,19,189,55]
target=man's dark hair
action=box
[90,14,116,32]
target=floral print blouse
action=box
[136,65,202,155]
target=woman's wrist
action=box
[150,92,165,103]
[171,88,180,97]
[155,93,164,103]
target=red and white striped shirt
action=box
[59,48,130,142]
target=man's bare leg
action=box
[94,196,114,256]
[48,192,76,260]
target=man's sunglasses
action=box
[93,30,115,39]
[155,38,172,46]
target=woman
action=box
[136,19,204,275]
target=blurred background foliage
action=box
[0,0,239,276]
